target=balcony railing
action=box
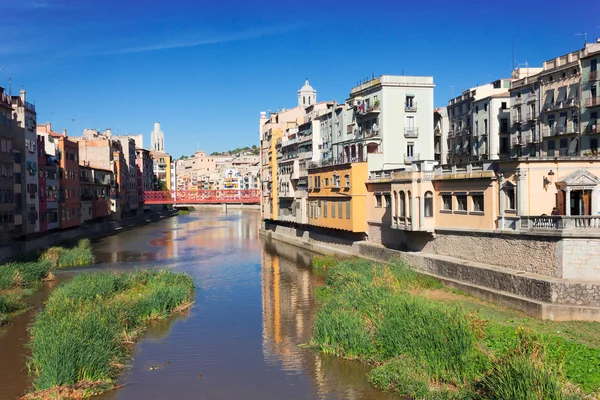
[363,128,381,138]
[404,128,418,138]
[403,153,420,163]
[585,97,600,108]
[520,215,600,231]
[554,98,579,110]
[587,124,600,135]
[512,115,523,124]
[589,70,598,82]
[24,101,36,113]
[405,102,417,112]
[512,135,522,146]
[543,125,579,137]
[525,112,537,122]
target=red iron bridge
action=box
[143,190,261,205]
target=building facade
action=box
[0,88,15,240]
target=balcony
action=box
[24,101,36,113]
[585,97,600,108]
[282,137,298,147]
[543,125,579,137]
[363,127,381,138]
[513,97,523,106]
[554,98,579,110]
[356,103,381,117]
[525,112,537,122]
[512,114,523,124]
[405,102,417,112]
[587,124,600,135]
[520,215,600,232]
[589,70,598,82]
[512,135,522,146]
[403,153,420,163]
[404,127,418,138]
[298,134,313,144]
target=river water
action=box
[0,210,396,400]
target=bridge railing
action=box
[143,190,261,204]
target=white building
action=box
[346,75,436,173]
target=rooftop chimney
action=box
[62,128,67,136]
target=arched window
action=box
[424,191,433,217]
[303,97,306,105]
[399,191,406,217]
[393,191,398,217]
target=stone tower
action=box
[150,122,164,152]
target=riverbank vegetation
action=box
[310,256,600,399]
[0,260,53,325]
[25,269,195,399]
[39,239,95,268]
[0,240,95,325]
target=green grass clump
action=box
[311,256,596,399]
[0,260,53,290]
[27,269,195,396]
[177,209,191,215]
[40,239,95,269]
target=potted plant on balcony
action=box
[373,99,380,110]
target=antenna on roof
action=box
[7,76,12,96]
[575,32,587,46]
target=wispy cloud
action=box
[0,0,77,9]
[92,23,306,56]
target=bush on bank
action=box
[26,269,195,398]
[39,239,95,269]
[310,256,597,399]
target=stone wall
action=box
[367,223,560,277]
[260,223,600,320]
[557,238,600,280]
[421,232,559,278]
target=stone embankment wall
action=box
[0,210,177,264]
[262,221,600,321]
[367,223,600,280]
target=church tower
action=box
[150,122,165,152]
[298,78,317,108]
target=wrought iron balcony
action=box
[585,97,600,108]
[404,128,419,138]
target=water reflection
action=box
[2,211,395,400]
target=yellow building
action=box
[150,151,172,190]
[307,161,368,233]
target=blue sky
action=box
[1,0,598,158]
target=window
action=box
[399,191,406,216]
[384,193,391,208]
[318,200,321,217]
[324,177,329,187]
[338,201,342,219]
[484,119,488,135]
[375,194,382,208]
[484,103,488,112]
[472,194,484,212]
[591,139,598,153]
[424,191,433,217]
[456,194,467,211]
[503,186,515,211]
[546,140,555,157]
[331,201,336,218]
[315,176,321,189]
[501,102,507,110]
[346,200,351,219]
[442,194,452,211]
[406,144,414,157]
[500,118,508,133]
[500,137,509,154]
[345,174,350,188]
[323,200,328,218]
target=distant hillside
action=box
[210,145,259,156]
